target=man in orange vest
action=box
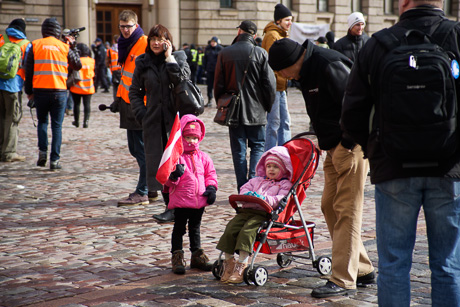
[0,18,30,162]
[24,17,82,170]
[106,34,121,100]
[109,10,151,206]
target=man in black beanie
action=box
[269,38,376,298]
[0,18,30,162]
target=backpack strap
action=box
[430,19,459,47]
[372,28,402,51]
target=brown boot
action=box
[227,261,248,284]
[220,257,235,282]
[171,250,186,274]
[190,248,212,271]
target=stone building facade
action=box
[1,0,459,49]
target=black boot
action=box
[83,113,89,128]
[153,192,174,222]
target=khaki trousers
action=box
[0,90,21,159]
[321,143,374,289]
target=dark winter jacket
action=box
[129,50,190,191]
[203,43,223,73]
[341,5,460,183]
[214,33,276,126]
[333,31,369,63]
[298,39,353,151]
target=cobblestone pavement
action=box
[1,87,432,307]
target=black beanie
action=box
[268,38,304,71]
[8,18,26,35]
[274,3,292,21]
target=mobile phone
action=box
[163,43,167,51]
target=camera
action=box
[27,99,35,109]
[62,27,86,40]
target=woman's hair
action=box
[76,43,91,57]
[146,24,176,53]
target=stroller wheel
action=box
[212,260,222,280]
[243,267,252,285]
[315,256,332,276]
[251,266,268,286]
[276,253,293,268]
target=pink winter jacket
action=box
[165,114,218,210]
[240,146,293,210]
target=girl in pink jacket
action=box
[216,146,293,283]
[165,114,218,275]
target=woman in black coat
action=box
[129,24,190,222]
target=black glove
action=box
[109,99,119,113]
[169,164,185,181]
[203,185,217,204]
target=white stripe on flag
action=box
[158,129,182,168]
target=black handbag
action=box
[170,77,205,117]
[66,69,82,88]
[214,46,255,127]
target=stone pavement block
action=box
[0,87,434,306]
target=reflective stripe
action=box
[34,70,68,77]
[35,59,68,66]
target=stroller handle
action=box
[228,194,274,213]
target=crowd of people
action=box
[2,0,459,305]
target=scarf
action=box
[118,25,144,65]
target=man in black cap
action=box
[203,36,223,107]
[92,37,109,93]
[268,38,376,298]
[214,20,276,192]
[0,18,30,162]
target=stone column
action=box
[65,1,91,46]
[157,0,180,47]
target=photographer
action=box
[24,17,82,170]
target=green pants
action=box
[0,90,21,160]
[216,208,269,255]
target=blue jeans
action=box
[229,125,265,192]
[375,177,460,307]
[127,129,148,196]
[35,91,67,162]
[265,91,291,151]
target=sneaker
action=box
[3,154,26,162]
[357,270,376,287]
[37,151,47,167]
[171,250,186,274]
[311,281,356,298]
[227,261,247,284]
[50,160,62,170]
[190,249,212,271]
[118,193,149,206]
[148,191,159,202]
[220,257,235,282]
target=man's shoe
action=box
[37,151,47,167]
[3,154,26,162]
[50,160,62,170]
[148,191,159,202]
[311,281,356,298]
[103,89,110,93]
[357,270,376,287]
[152,209,174,222]
[118,193,149,206]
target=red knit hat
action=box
[182,121,202,139]
[265,154,287,178]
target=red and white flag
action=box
[156,113,183,185]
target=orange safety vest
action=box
[117,35,147,103]
[70,56,95,95]
[32,36,69,90]
[107,48,120,72]
[0,34,30,80]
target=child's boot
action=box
[171,250,186,274]
[220,257,235,282]
[190,248,212,271]
[227,261,248,284]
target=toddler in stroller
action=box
[216,145,294,284]
[213,133,331,286]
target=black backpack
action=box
[373,20,460,168]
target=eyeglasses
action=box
[119,24,135,30]
[150,38,165,43]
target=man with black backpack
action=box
[342,0,460,306]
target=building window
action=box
[384,0,394,14]
[444,0,452,15]
[220,0,232,8]
[318,0,328,12]
[352,0,362,12]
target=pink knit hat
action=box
[265,154,287,178]
[182,121,202,138]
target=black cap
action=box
[8,18,26,35]
[316,36,327,44]
[268,38,304,71]
[237,20,257,35]
[274,3,292,21]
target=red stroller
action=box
[212,132,332,286]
